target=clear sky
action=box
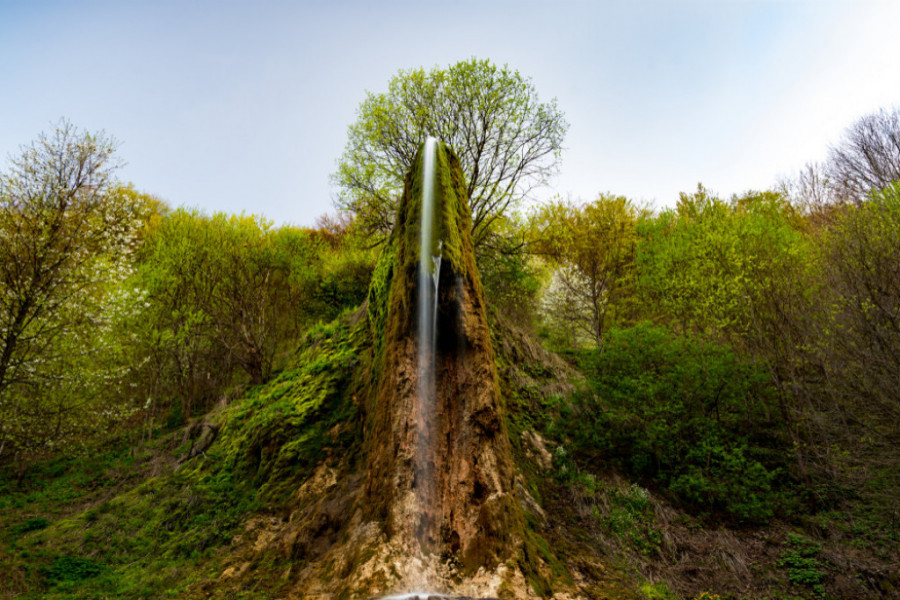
[1,0,898,225]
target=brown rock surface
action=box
[362,140,523,572]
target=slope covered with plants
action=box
[2,64,899,599]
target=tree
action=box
[334,58,567,246]
[818,182,900,424]
[636,186,809,341]
[475,213,542,322]
[532,194,641,349]
[827,106,900,202]
[134,211,296,413]
[132,209,377,420]
[0,121,146,459]
[778,162,839,228]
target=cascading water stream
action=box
[415,137,442,554]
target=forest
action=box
[1,59,898,599]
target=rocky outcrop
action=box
[196,141,566,600]
[363,140,523,573]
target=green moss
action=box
[519,529,569,598]
[209,315,366,501]
[374,140,486,352]
[2,312,367,599]
[517,501,572,598]
[367,238,395,358]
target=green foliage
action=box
[818,182,900,423]
[583,474,662,558]
[632,181,899,528]
[334,57,567,245]
[641,581,678,600]
[477,215,542,320]
[0,445,137,516]
[14,465,260,597]
[637,186,810,344]
[15,517,50,534]
[0,439,173,597]
[132,208,376,422]
[0,313,365,598]
[605,485,661,557]
[532,194,643,349]
[41,555,103,583]
[559,323,794,523]
[0,122,152,460]
[135,210,296,389]
[777,534,826,597]
[307,244,376,318]
[278,219,378,325]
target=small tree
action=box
[0,121,146,459]
[532,195,641,349]
[819,182,900,423]
[334,58,567,246]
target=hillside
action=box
[2,302,898,598]
[2,116,900,600]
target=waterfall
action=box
[415,136,442,553]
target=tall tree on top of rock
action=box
[334,58,568,247]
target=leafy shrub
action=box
[41,555,102,583]
[559,323,795,523]
[777,534,826,596]
[14,517,50,534]
[478,224,542,321]
[309,246,376,321]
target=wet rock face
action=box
[363,140,523,571]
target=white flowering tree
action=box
[0,122,148,461]
[532,195,642,349]
[539,265,598,350]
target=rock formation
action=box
[363,139,523,573]
[196,140,550,599]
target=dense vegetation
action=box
[1,60,898,599]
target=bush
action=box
[14,517,50,534]
[41,555,103,583]
[478,220,542,322]
[777,534,826,596]
[559,323,795,524]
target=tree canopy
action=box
[827,106,900,202]
[532,194,642,349]
[0,121,149,457]
[334,58,567,246]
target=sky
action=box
[1,0,899,226]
